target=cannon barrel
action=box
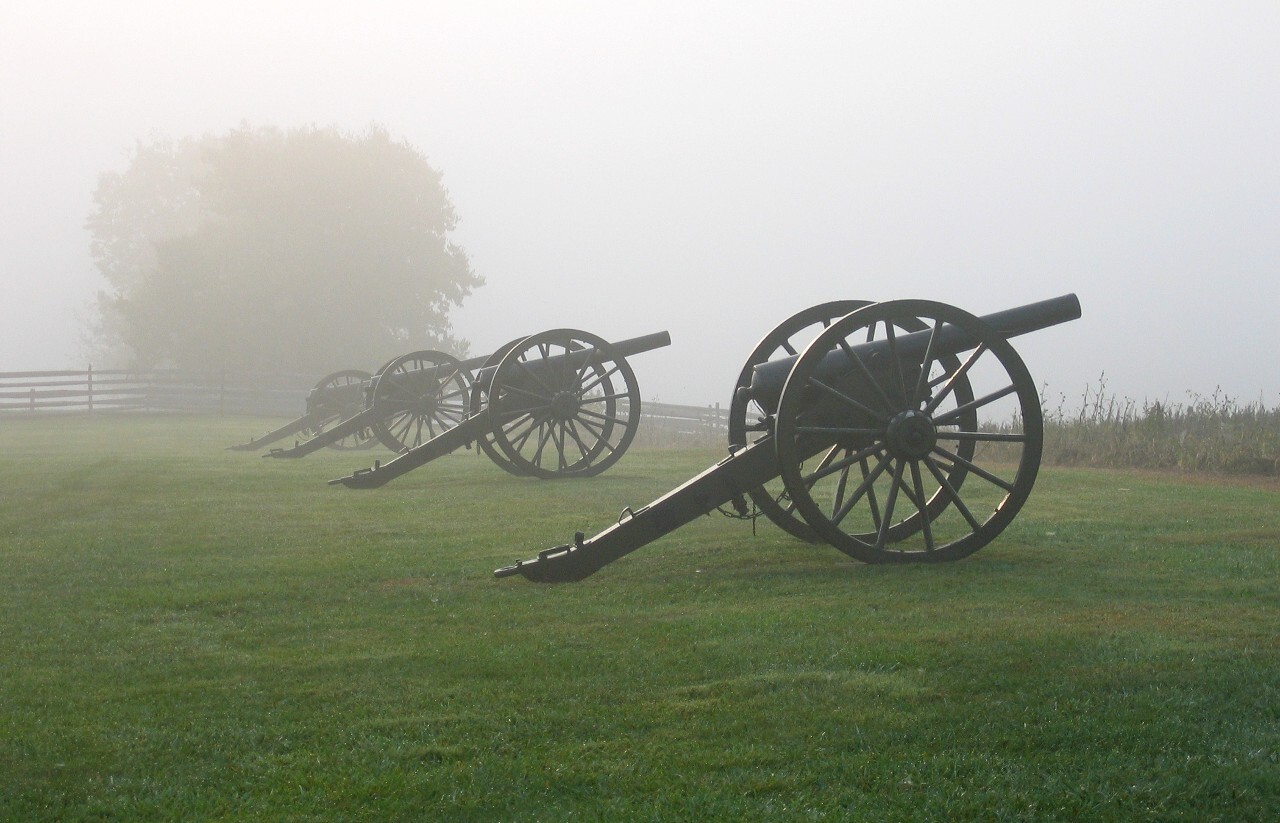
[471,330,671,392]
[351,331,672,398]
[496,294,1081,582]
[744,293,1081,413]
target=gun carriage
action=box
[496,294,1081,582]
[259,346,499,459]
[327,329,670,486]
[227,368,376,452]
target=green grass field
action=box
[1,415,1276,821]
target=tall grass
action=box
[632,375,1280,476]
[1042,376,1280,475]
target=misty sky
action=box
[3,1,1278,410]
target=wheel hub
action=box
[412,382,441,415]
[549,390,581,421]
[885,409,937,459]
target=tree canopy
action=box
[86,125,482,374]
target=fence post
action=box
[87,363,94,414]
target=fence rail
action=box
[0,367,314,417]
[0,368,729,445]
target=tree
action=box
[86,124,482,374]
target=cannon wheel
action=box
[728,301,872,541]
[469,337,533,477]
[305,369,377,450]
[730,302,978,543]
[774,300,1042,563]
[367,350,472,453]
[487,329,641,479]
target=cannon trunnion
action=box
[496,294,1081,582]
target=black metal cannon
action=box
[496,294,1082,582]
[258,347,501,459]
[227,368,377,451]
[324,328,672,486]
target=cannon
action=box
[323,328,672,485]
[495,294,1082,582]
[227,368,377,451]
[259,347,497,459]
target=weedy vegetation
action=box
[1042,376,1280,475]
[0,414,1276,820]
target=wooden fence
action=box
[0,368,729,446]
[632,400,727,447]
[0,367,314,417]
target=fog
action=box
[3,1,1277,409]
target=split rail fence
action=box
[0,367,728,446]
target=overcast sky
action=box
[3,1,1277,409]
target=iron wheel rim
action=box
[368,350,471,453]
[488,329,640,479]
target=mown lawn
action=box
[1,415,1276,821]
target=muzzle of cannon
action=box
[227,368,377,452]
[326,329,671,486]
[495,294,1081,582]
